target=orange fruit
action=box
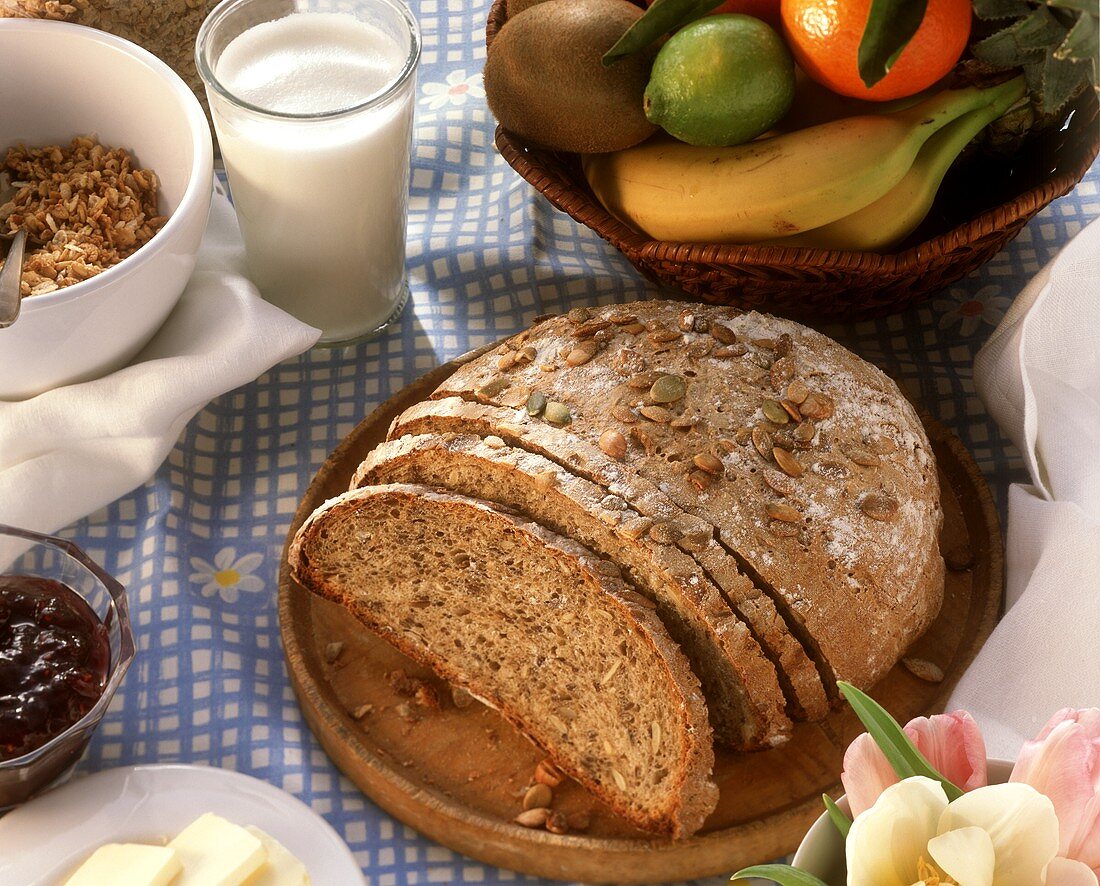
[780,0,971,101]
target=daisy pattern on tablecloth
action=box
[420,70,484,110]
[934,284,1013,336]
[189,548,264,604]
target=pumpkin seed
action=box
[762,399,790,424]
[650,374,687,403]
[846,448,881,467]
[693,452,723,475]
[677,309,696,332]
[768,519,800,537]
[688,469,712,491]
[752,337,777,350]
[515,344,537,364]
[546,811,570,835]
[534,758,565,787]
[765,502,801,522]
[544,401,572,425]
[815,459,850,480]
[648,326,681,344]
[792,420,816,443]
[611,403,638,424]
[866,435,898,454]
[762,469,795,497]
[478,376,510,398]
[599,429,628,460]
[515,808,551,828]
[324,641,344,664]
[799,391,835,421]
[773,447,804,477]
[686,338,714,358]
[710,322,738,344]
[630,426,658,455]
[714,343,748,358]
[613,347,647,376]
[786,380,810,404]
[497,351,517,371]
[526,391,547,416]
[566,340,598,366]
[639,405,673,423]
[860,491,899,521]
[780,399,803,422]
[609,311,637,325]
[770,356,796,388]
[627,370,660,390]
[679,527,711,552]
[567,307,591,324]
[540,363,558,373]
[776,333,793,357]
[902,657,944,683]
[670,415,697,430]
[572,318,612,339]
[648,521,681,544]
[524,783,553,810]
[717,437,737,453]
[751,426,773,459]
[623,322,646,334]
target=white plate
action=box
[0,764,363,885]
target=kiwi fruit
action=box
[504,0,550,18]
[485,0,657,154]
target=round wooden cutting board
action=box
[278,349,1003,885]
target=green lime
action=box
[644,15,796,147]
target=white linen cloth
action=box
[0,187,320,536]
[948,217,1100,758]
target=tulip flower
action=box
[842,710,988,817]
[847,776,1066,886]
[1011,708,1100,876]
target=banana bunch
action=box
[581,78,1026,251]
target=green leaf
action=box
[602,0,723,65]
[1047,0,1100,15]
[973,19,1048,67]
[822,793,852,838]
[972,0,1033,20]
[837,682,964,802]
[857,0,928,88]
[1037,46,1091,112]
[1014,6,1070,51]
[1055,10,1098,62]
[730,865,831,886]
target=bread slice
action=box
[288,484,718,838]
[429,301,945,692]
[352,433,793,748]
[389,398,830,721]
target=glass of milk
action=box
[196,0,420,346]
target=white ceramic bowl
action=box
[792,758,1014,884]
[0,19,213,400]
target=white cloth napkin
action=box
[0,187,320,536]
[948,217,1100,758]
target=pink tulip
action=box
[842,710,988,818]
[1011,708,1100,874]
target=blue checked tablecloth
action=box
[52,1,1099,882]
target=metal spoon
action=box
[0,231,26,329]
[0,172,24,328]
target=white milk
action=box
[211,12,415,343]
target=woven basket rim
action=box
[484,0,1100,277]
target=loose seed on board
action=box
[639,405,673,424]
[860,491,899,521]
[762,399,790,424]
[546,811,570,835]
[523,783,553,810]
[515,808,551,828]
[526,391,547,417]
[543,401,572,425]
[787,379,810,404]
[534,758,565,787]
[773,447,804,477]
[599,429,628,460]
[693,452,723,475]
[902,657,944,683]
[350,703,373,719]
[752,426,774,459]
[765,502,801,522]
[324,641,344,664]
[650,374,687,404]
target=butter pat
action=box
[244,826,311,885]
[64,843,182,886]
[168,813,265,885]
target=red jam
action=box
[0,576,110,762]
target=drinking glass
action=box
[196,0,420,346]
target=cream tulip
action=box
[846,777,1065,886]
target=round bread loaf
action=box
[430,301,945,697]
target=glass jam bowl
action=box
[0,525,135,809]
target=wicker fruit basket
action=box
[485,0,1099,321]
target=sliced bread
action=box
[430,302,945,691]
[351,432,793,748]
[288,484,719,838]
[388,397,830,721]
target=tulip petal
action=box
[938,783,1059,886]
[928,827,995,886]
[1045,857,1099,886]
[843,731,902,818]
[907,711,988,793]
[1012,718,1098,864]
[847,777,946,886]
